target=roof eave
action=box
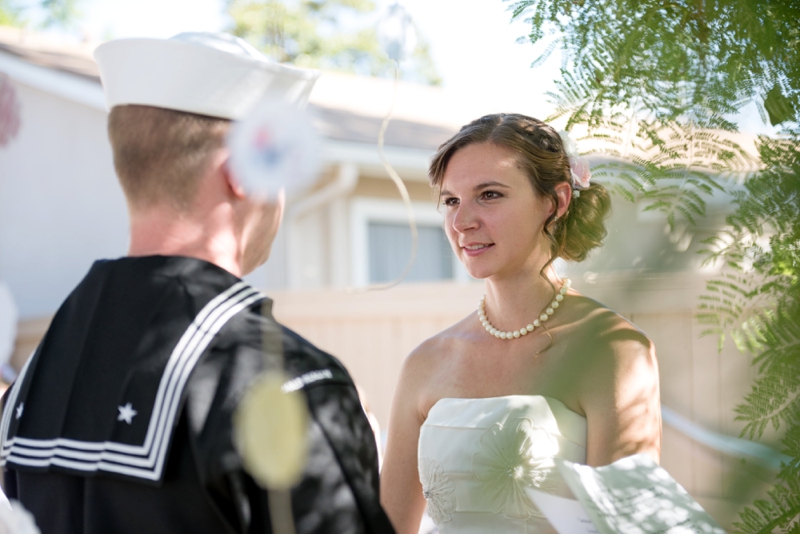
[321,139,430,180]
[0,49,105,111]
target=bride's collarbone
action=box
[462,327,569,361]
[429,334,588,405]
[434,344,569,387]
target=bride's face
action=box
[440,142,555,280]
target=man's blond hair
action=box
[108,105,230,211]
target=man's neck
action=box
[127,207,243,277]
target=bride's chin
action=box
[461,263,492,280]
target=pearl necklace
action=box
[478,279,571,340]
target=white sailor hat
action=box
[93,32,320,120]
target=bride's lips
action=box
[462,243,494,257]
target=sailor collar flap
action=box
[0,257,267,485]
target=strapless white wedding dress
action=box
[418,395,587,533]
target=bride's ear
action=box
[554,181,572,218]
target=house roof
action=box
[0,27,98,81]
[0,26,761,176]
[0,26,457,152]
[312,106,453,151]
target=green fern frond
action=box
[733,477,800,533]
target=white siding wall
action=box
[0,79,127,319]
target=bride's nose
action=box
[451,203,479,233]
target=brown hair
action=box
[107,105,230,211]
[429,113,610,265]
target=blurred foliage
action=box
[39,0,80,29]
[507,0,799,228]
[0,0,81,29]
[508,0,799,531]
[699,130,800,533]
[0,0,22,26]
[226,0,441,85]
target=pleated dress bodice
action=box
[418,395,587,534]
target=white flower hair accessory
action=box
[558,130,591,198]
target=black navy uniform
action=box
[1,256,394,534]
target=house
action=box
[0,26,776,527]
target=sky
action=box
[25,0,564,122]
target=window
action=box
[368,222,453,283]
[350,198,468,286]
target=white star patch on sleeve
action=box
[117,403,138,425]
[15,403,23,419]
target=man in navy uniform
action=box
[1,33,394,534]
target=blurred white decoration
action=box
[0,73,21,148]
[0,500,40,534]
[227,98,321,200]
[0,283,17,373]
[378,3,417,63]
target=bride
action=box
[380,114,661,533]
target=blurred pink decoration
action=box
[0,72,21,147]
[569,157,592,190]
[558,130,591,192]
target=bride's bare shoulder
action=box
[405,313,474,366]
[398,313,475,395]
[393,313,474,421]
[564,293,658,400]
[568,293,652,344]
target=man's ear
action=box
[221,155,247,199]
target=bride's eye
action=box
[481,190,502,200]
[442,196,459,207]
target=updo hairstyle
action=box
[429,113,610,263]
